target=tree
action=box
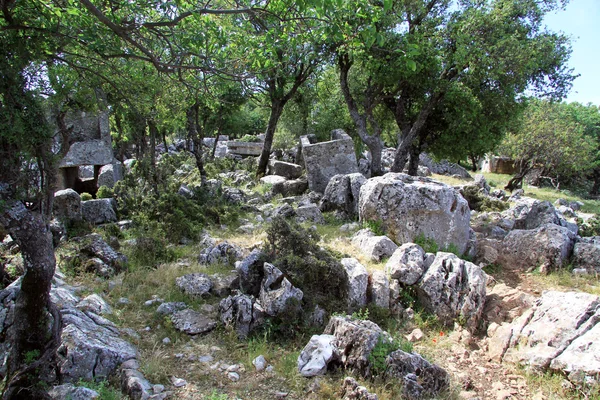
[500,99,597,191]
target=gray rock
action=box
[259,263,303,316]
[368,271,389,309]
[54,189,82,221]
[268,160,303,180]
[320,173,367,217]
[223,187,246,204]
[260,175,287,186]
[121,368,152,400]
[572,237,600,274]
[272,204,295,218]
[156,302,187,316]
[76,294,112,315]
[280,177,309,196]
[417,253,487,331]
[295,204,325,224]
[235,249,266,296]
[341,376,379,400]
[359,173,471,255]
[419,153,471,179]
[341,258,369,311]
[498,224,576,271]
[81,199,117,225]
[48,384,99,399]
[503,198,562,230]
[170,309,217,335]
[219,293,265,339]
[324,315,389,377]
[253,355,267,372]
[79,234,127,274]
[60,140,114,168]
[492,291,600,384]
[297,334,337,377]
[210,273,239,297]
[385,243,427,285]
[176,273,212,297]
[352,230,398,262]
[199,242,242,266]
[79,165,95,179]
[386,350,449,399]
[97,161,123,189]
[300,130,359,193]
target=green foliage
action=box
[482,263,502,275]
[460,186,509,212]
[80,192,93,201]
[368,336,413,378]
[413,233,438,254]
[238,134,262,143]
[272,126,299,151]
[77,379,122,400]
[23,349,40,364]
[96,186,114,199]
[576,215,600,237]
[265,217,349,315]
[207,391,230,400]
[125,231,177,270]
[362,219,385,236]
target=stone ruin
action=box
[56,110,122,194]
[481,155,517,175]
[300,130,359,193]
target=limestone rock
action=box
[219,293,265,339]
[156,302,187,316]
[368,271,390,309]
[235,249,266,296]
[268,160,303,180]
[386,350,450,399]
[417,253,487,331]
[60,140,114,168]
[419,153,471,179]
[341,258,369,310]
[324,316,388,377]
[503,199,561,230]
[260,175,287,186]
[48,384,99,399]
[341,376,379,400]
[483,284,534,327]
[76,294,112,315]
[54,189,82,221]
[498,224,575,271]
[176,273,212,297]
[385,243,429,285]
[79,233,127,274]
[170,309,217,335]
[121,368,152,400]
[359,173,471,255]
[572,237,600,274]
[259,263,303,316]
[199,242,242,266]
[81,199,117,224]
[320,173,367,217]
[210,273,239,297]
[272,204,295,219]
[352,230,398,262]
[295,204,325,224]
[297,334,337,377]
[97,161,123,189]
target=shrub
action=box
[264,217,349,315]
[460,185,508,212]
[96,185,114,199]
[362,219,385,236]
[368,336,413,377]
[576,215,600,237]
[80,192,92,201]
[414,233,439,254]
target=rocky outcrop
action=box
[341,376,379,400]
[82,199,117,225]
[219,293,265,339]
[572,237,600,274]
[498,224,575,271]
[199,242,243,266]
[235,249,266,296]
[295,204,325,224]
[259,263,303,316]
[385,243,433,286]
[97,161,123,189]
[359,173,471,255]
[320,173,366,218]
[418,153,471,179]
[489,291,600,385]
[170,309,217,335]
[268,160,303,180]
[341,258,369,311]
[368,271,389,309]
[175,273,212,297]
[78,233,127,277]
[417,253,487,331]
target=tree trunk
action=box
[590,167,600,197]
[257,100,285,177]
[0,196,59,400]
[187,104,206,184]
[407,143,421,176]
[505,160,531,192]
[469,155,479,172]
[148,120,159,195]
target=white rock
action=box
[297,334,337,377]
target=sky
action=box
[544,0,600,105]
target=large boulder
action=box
[81,199,117,224]
[320,173,367,217]
[498,224,575,271]
[175,273,212,297]
[295,204,325,224]
[268,160,303,180]
[572,237,600,274]
[490,291,600,384]
[97,161,123,189]
[54,189,82,222]
[503,199,562,230]
[341,258,369,311]
[235,249,266,296]
[418,153,471,179]
[259,263,303,316]
[199,242,243,266]
[368,271,390,309]
[170,309,217,335]
[297,334,338,377]
[79,233,127,276]
[416,253,487,331]
[358,173,471,255]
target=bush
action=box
[264,217,349,315]
[576,215,600,237]
[80,192,92,201]
[368,336,413,377]
[460,185,508,212]
[414,233,439,254]
[96,185,114,199]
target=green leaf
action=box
[383,0,392,12]
[406,59,417,71]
